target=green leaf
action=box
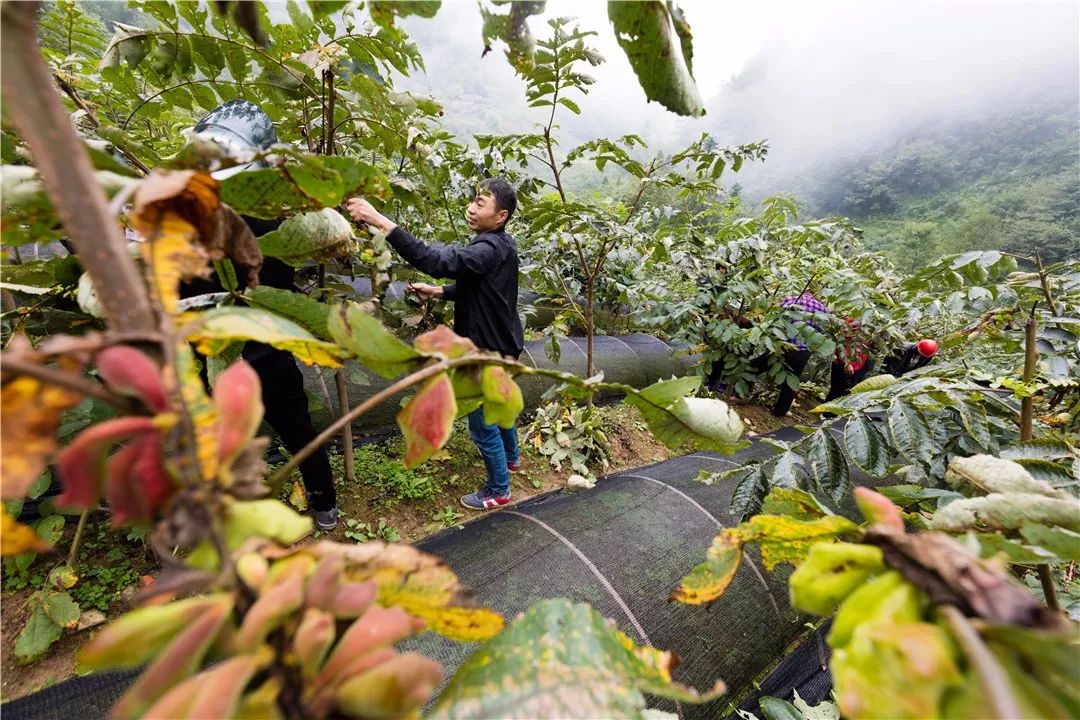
[808,428,850,503]
[759,696,803,720]
[429,599,725,719]
[14,600,62,662]
[730,465,768,519]
[950,393,991,450]
[887,401,933,468]
[26,470,53,501]
[327,302,421,378]
[481,366,524,429]
[843,415,889,476]
[41,591,80,629]
[760,487,831,521]
[974,533,1056,564]
[931,493,1080,533]
[0,255,82,289]
[848,374,899,394]
[369,0,441,28]
[769,451,802,489]
[1,166,134,246]
[607,1,705,117]
[219,157,388,219]
[34,514,65,546]
[1014,458,1077,488]
[944,455,1068,498]
[875,484,961,507]
[1019,523,1080,561]
[1000,440,1075,461]
[624,377,746,454]
[257,208,355,266]
[184,306,346,367]
[244,286,331,340]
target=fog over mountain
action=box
[395,1,1078,202]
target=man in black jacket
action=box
[347,179,524,510]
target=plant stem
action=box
[0,356,142,413]
[1,1,156,334]
[54,73,150,175]
[940,605,1021,720]
[1020,313,1036,442]
[66,509,89,567]
[1034,252,1055,311]
[325,68,336,156]
[334,370,355,484]
[1038,564,1061,612]
[268,360,451,487]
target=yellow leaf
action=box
[377,586,505,643]
[172,344,218,481]
[1,370,83,499]
[137,213,210,315]
[183,307,346,368]
[674,513,859,606]
[288,480,308,511]
[1,506,51,556]
[740,514,859,571]
[672,531,743,605]
[312,541,505,642]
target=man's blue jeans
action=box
[467,408,519,496]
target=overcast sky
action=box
[393,0,1079,159]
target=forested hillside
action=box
[808,90,1079,269]
[688,2,1079,269]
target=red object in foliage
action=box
[916,339,939,358]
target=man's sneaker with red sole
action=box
[461,488,511,510]
[507,459,522,473]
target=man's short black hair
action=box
[476,178,517,227]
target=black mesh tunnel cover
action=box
[4,425,876,719]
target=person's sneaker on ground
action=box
[507,459,522,473]
[461,488,511,510]
[313,506,339,531]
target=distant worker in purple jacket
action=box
[771,292,829,416]
[346,179,524,511]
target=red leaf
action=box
[56,416,157,510]
[103,437,150,526]
[855,487,904,531]
[397,373,457,469]
[95,346,169,413]
[105,434,173,526]
[413,326,477,359]
[213,360,263,467]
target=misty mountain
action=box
[687,2,1079,264]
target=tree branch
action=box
[0,356,143,414]
[940,606,1022,720]
[54,73,150,175]
[1,1,156,334]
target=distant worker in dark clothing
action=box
[183,99,339,531]
[883,338,939,376]
[826,317,873,401]
[771,292,829,416]
[346,179,524,511]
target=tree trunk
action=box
[1,1,155,334]
[334,370,355,484]
[585,283,595,378]
[1020,315,1037,441]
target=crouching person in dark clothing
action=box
[826,317,873,401]
[883,339,939,377]
[182,99,339,531]
[347,179,524,511]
